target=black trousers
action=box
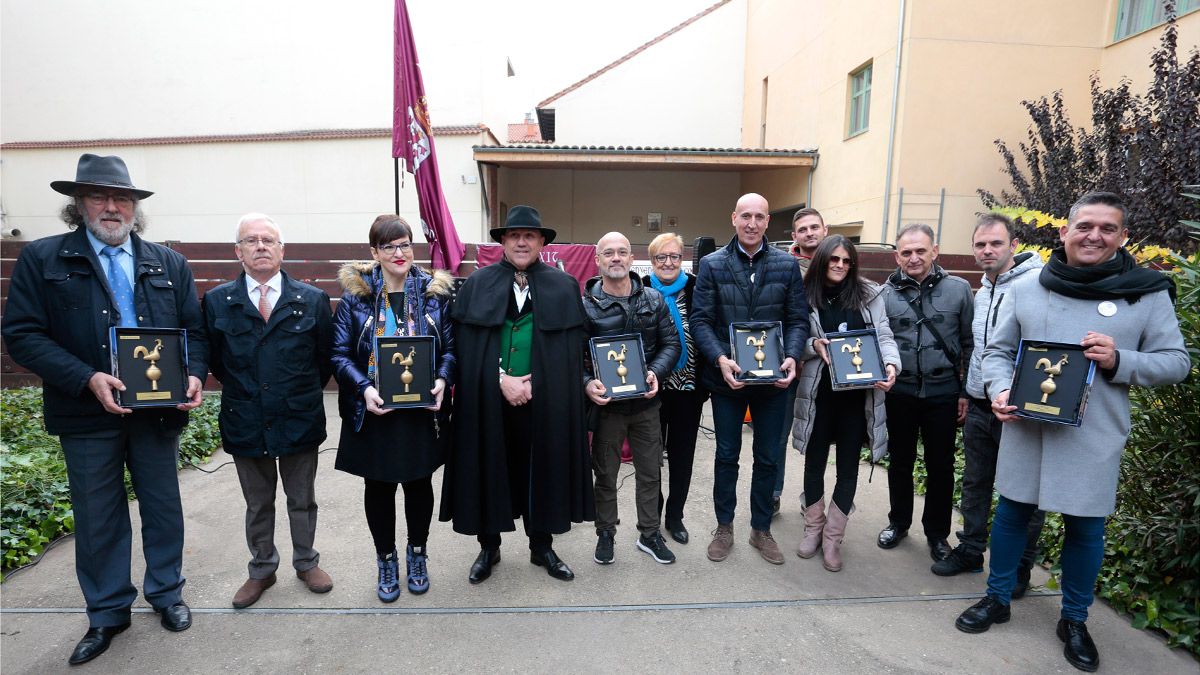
[478,402,552,553]
[885,391,959,540]
[657,388,707,526]
[802,382,866,514]
[363,476,434,554]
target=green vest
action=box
[500,312,534,376]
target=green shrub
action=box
[1,388,223,577]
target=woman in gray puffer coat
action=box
[791,236,901,572]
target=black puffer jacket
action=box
[582,273,681,412]
[691,237,809,395]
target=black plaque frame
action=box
[110,327,190,408]
[729,321,784,384]
[826,328,887,390]
[1009,340,1095,427]
[374,335,437,409]
[589,333,649,401]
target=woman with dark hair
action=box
[332,215,455,602]
[791,235,900,572]
[643,233,708,545]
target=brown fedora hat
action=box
[51,153,154,200]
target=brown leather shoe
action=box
[707,523,734,562]
[296,566,333,593]
[749,528,785,565]
[232,574,276,608]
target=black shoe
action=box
[955,596,1011,634]
[637,531,677,564]
[666,521,689,545]
[468,548,500,584]
[68,623,130,665]
[1057,619,1099,672]
[159,602,192,632]
[927,538,954,563]
[1013,565,1032,599]
[771,497,781,519]
[877,523,908,549]
[594,531,615,565]
[531,549,574,581]
[931,545,984,576]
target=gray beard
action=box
[85,215,135,246]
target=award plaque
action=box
[588,333,649,401]
[826,329,887,390]
[110,327,189,408]
[1009,340,1095,426]
[374,335,436,409]
[729,321,784,383]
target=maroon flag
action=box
[393,0,465,272]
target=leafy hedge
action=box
[1,388,222,576]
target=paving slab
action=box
[1,394,1193,673]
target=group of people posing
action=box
[3,154,1187,672]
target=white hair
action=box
[235,212,284,244]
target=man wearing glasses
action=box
[202,213,334,609]
[582,232,680,566]
[3,154,206,665]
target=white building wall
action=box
[549,0,746,148]
[0,135,488,243]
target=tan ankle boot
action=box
[796,497,826,559]
[822,502,849,572]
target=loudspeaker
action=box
[693,236,716,270]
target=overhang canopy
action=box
[473,144,817,171]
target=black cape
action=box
[439,259,595,535]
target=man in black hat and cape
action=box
[2,154,206,665]
[439,205,594,583]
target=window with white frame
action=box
[848,63,872,137]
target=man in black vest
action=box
[2,154,206,665]
[440,205,594,583]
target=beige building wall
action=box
[743,0,1200,253]
[495,168,741,245]
[550,0,746,147]
[0,134,489,244]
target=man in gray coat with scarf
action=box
[954,192,1188,673]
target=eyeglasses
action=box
[84,192,134,207]
[828,255,853,267]
[376,242,413,255]
[653,253,683,263]
[238,237,281,248]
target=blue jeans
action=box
[711,388,788,531]
[987,496,1105,621]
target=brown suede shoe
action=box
[296,566,333,593]
[232,574,276,609]
[707,523,734,562]
[749,529,785,565]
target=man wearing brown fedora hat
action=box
[2,153,207,665]
[440,205,595,583]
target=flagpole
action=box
[393,157,400,215]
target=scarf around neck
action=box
[649,272,688,370]
[1039,247,1175,304]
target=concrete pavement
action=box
[1,394,1193,673]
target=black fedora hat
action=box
[489,205,556,244]
[51,153,154,200]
